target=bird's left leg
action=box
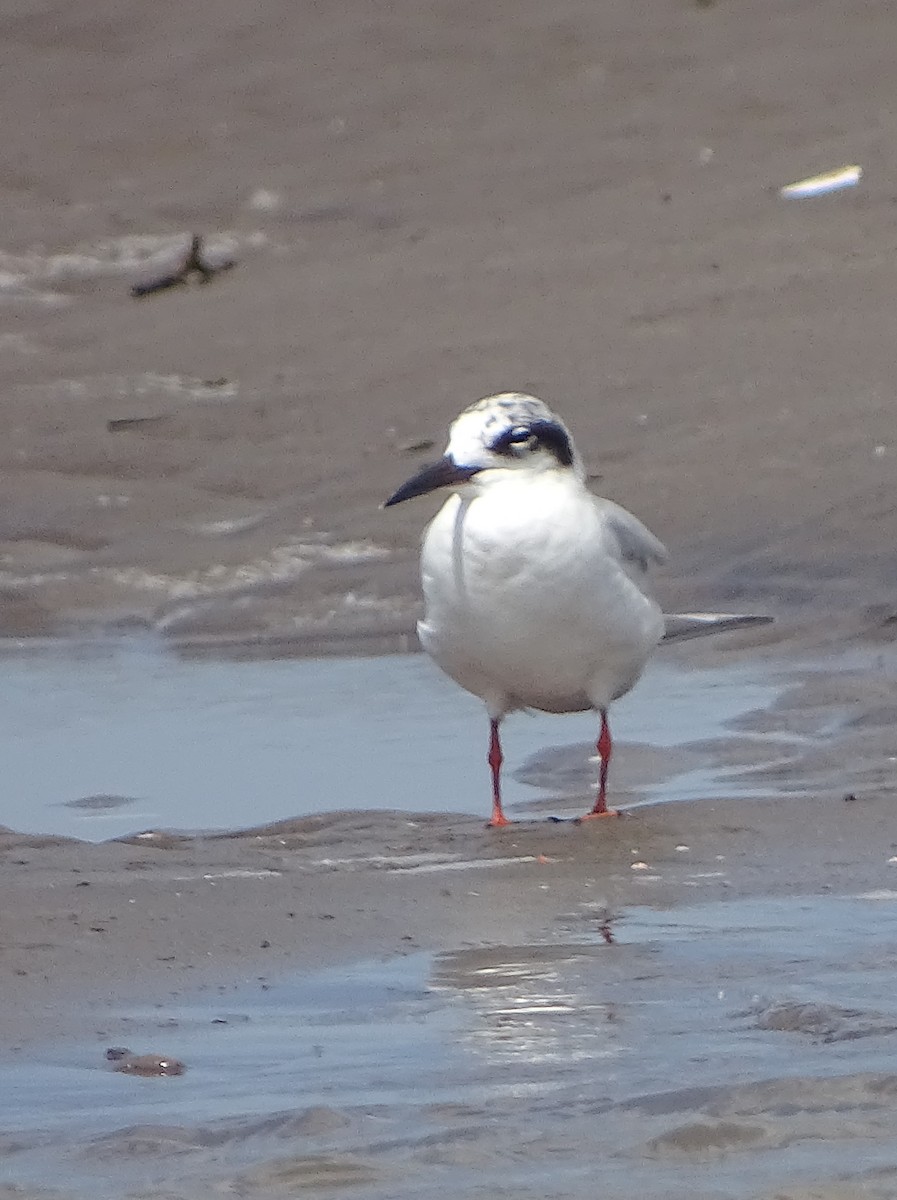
[487,717,511,828]
[581,708,620,820]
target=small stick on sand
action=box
[130,234,236,298]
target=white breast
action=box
[417,475,664,717]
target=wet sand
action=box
[4,0,897,1194]
[6,755,897,1198]
[3,643,897,1199]
[2,0,897,647]
[0,634,887,1060]
[2,779,895,1056]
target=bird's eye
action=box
[493,426,536,455]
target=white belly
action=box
[417,484,664,717]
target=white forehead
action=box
[445,392,558,463]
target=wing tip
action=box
[662,612,774,643]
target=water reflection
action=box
[0,637,784,840]
[8,897,897,1198]
[432,943,624,1073]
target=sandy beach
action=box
[2,0,897,647]
[4,1,897,1196]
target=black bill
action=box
[383,456,478,507]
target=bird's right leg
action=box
[581,708,620,820]
[487,717,511,827]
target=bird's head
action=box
[383,392,584,507]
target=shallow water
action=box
[2,639,894,1198]
[6,892,897,1199]
[0,638,783,840]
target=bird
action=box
[383,391,665,826]
[384,392,768,827]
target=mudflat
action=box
[1,0,895,648]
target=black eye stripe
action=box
[531,419,574,466]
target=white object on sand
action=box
[779,165,862,199]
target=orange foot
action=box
[487,813,513,828]
[578,807,621,821]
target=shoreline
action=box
[2,622,895,1056]
[3,778,894,1055]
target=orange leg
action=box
[581,708,620,820]
[487,718,511,827]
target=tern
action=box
[385,392,768,827]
